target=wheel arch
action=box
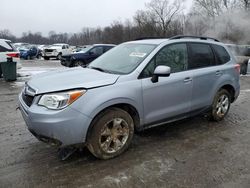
[86,103,141,143]
[219,84,236,103]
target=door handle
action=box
[216,70,223,76]
[183,77,192,83]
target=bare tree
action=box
[146,0,183,36]
[241,0,250,10]
[193,0,239,18]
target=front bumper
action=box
[44,51,59,57]
[18,94,92,147]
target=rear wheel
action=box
[87,108,134,159]
[209,89,231,121]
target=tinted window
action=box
[141,43,188,78]
[188,43,214,69]
[212,44,230,65]
[0,42,14,52]
[103,46,113,53]
[90,47,103,55]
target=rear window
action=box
[0,41,15,52]
[188,43,215,69]
[212,44,230,65]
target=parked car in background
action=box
[19,45,42,60]
[19,36,240,160]
[0,39,21,72]
[43,43,71,60]
[226,44,250,75]
[13,42,30,51]
[61,44,115,67]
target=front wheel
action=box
[57,54,62,60]
[209,89,231,121]
[74,61,84,67]
[87,108,134,159]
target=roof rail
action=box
[169,35,220,42]
[134,37,164,40]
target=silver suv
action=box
[19,36,240,159]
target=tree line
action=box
[1,0,249,45]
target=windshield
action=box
[89,43,156,74]
[78,46,93,53]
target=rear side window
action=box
[212,44,230,65]
[0,41,14,52]
[188,43,215,69]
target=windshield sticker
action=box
[129,52,147,58]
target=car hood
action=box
[27,67,120,94]
[46,46,62,50]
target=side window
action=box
[212,44,230,65]
[141,43,188,78]
[62,45,66,49]
[0,44,13,52]
[90,47,103,55]
[188,43,215,69]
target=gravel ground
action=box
[0,60,250,188]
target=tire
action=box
[57,54,62,60]
[209,89,231,121]
[87,107,134,159]
[44,57,50,60]
[37,54,41,59]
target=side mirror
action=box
[151,65,171,83]
[89,51,94,55]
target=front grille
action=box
[22,92,34,107]
[45,49,54,52]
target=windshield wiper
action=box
[89,66,110,73]
[89,66,105,72]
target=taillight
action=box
[234,64,241,74]
[7,53,20,58]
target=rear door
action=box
[187,42,218,111]
[141,43,193,125]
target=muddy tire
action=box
[209,89,231,121]
[87,107,134,159]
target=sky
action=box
[0,0,193,37]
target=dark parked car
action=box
[61,44,115,67]
[226,44,250,75]
[20,46,42,60]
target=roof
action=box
[52,43,69,45]
[127,39,168,45]
[94,43,116,46]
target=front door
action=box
[140,43,193,125]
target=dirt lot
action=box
[0,60,250,188]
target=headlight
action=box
[38,90,86,110]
